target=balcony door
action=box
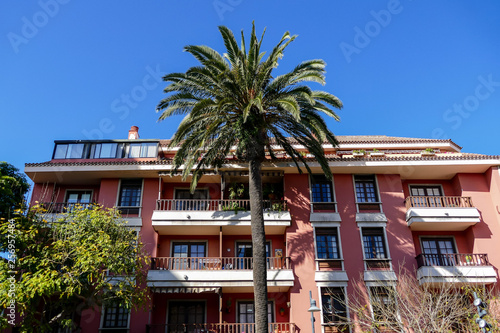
[64,191,92,212]
[421,238,456,266]
[237,301,274,332]
[65,190,92,204]
[175,189,208,210]
[167,301,205,333]
[236,242,270,269]
[410,185,443,207]
[172,242,206,269]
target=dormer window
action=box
[52,141,158,159]
[53,143,86,159]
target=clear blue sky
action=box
[1,1,500,175]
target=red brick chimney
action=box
[128,126,139,139]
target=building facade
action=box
[25,126,500,332]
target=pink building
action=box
[25,126,500,332]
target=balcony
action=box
[152,199,291,235]
[39,202,93,214]
[416,253,497,286]
[147,257,294,293]
[146,322,296,333]
[37,202,142,226]
[405,196,480,231]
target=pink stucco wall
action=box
[454,171,500,281]
[378,174,417,271]
[97,178,119,207]
[285,173,319,331]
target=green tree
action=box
[156,23,342,332]
[0,205,150,332]
[0,161,30,219]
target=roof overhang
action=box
[25,157,500,183]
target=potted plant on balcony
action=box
[353,149,366,157]
[421,148,436,156]
[223,183,247,213]
[464,255,474,265]
[369,148,385,157]
[271,202,284,212]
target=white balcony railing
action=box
[156,199,287,212]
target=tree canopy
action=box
[0,205,150,332]
[0,161,30,219]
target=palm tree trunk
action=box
[248,158,269,333]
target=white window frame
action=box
[357,222,392,271]
[407,183,445,196]
[309,174,337,212]
[235,299,275,324]
[170,240,209,257]
[116,179,144,217]
[352,175,383,213]
[99,302,131,331]
[366,283,400,327]
[64,189,94,203]
[312,223,344,270]
[317,285,350,333]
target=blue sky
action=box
[1,1,500,175]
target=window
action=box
[65,190,92,204]
[362,228,389,269]
[172,242,206,269]
[354,175,379,210]
[236,241,270,269]
[409,185,443,207]
[102,302,129,332]
[311,175,335,211]
[316,228,340,260]
[53,141,158,159]
[53,143,86,159]
[128,142,157,158]
[168,301,205,333]
[237,301,274,326]
[64,190,92,212]
[118,179,142,215]
[92,143,121,158]
[174,189,208,210]
[410,185,442,197]
[369,286,396,324]
[321,287,347,326]
[421,238,456,266]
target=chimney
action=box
[128,126,139,139]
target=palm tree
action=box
[157,23,342,333]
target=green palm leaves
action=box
[157,23,343,186]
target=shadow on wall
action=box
[286,184,314,268]
[381,189,417,269]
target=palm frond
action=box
[158,23,342,186]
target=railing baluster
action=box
[416,253,489,267]
[406,196,473,208]
[150,256,290,271]
[155,198,288,212]
[145,322,296,333]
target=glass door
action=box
[172,242,206,269]
[175,189,208,210]
[237,301,274,333]
[65,190,92,204]
[236,242,270,269]
[410,185,443,207]
[421,238,456,266]
[168,301,205,333]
